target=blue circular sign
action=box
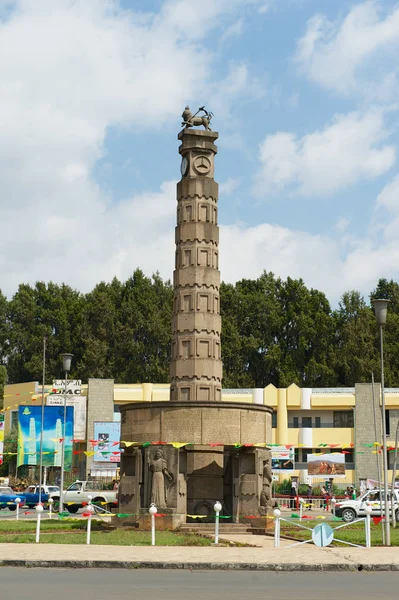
[312,523,334,547]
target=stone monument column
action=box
[170,128,222,401]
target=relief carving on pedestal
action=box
[259,457,275,511]
[149,449,175,509]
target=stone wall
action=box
[86,378,115,477]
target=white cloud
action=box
[295,1,399,98]
[0,0,266,296]
[219,178,240,196]
[253,109,396,198]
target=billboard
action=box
[307,453,345,478]
[93,422,121,463]
[47,380,86,441]
[271,445,295,472]
[17,406,74,469]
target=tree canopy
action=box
[1,270,398,400]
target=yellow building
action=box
[3,380,399,487]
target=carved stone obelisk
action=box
[170,127,222,401]
[118,109,274,527]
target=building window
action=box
[11,411,18,431]
[302,448,313,462]
[293,417,298,428]
[272,412,277,428]
[333,411,354,428]
[386,410,390,437]
[302,416,312,428]
[315,417,321,428]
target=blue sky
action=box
[1,0,399,305]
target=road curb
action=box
[0,559,398,571]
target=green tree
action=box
[370,278,399,386]
[332,291,377,386]
[7,282,85,383]
[113,270,173,382]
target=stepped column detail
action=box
[170,128,222,402]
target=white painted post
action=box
[35,504,44,543]
[86,504,95,545]
[299,497,304,521]
[274,508,281,548]
[331,497,336,518]
[48,497,53,520]
[365,503,372,548]
[15,497,21,521]
[149,504,157,546]
[214,501,222,545]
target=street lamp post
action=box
[59,353,73,514]
[372,299,391,546]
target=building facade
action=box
[3,380,399,487]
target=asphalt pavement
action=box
[1,568,398,600]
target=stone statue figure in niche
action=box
[150,449,173,508]
[260,458,273,509]
[182,106,213,131]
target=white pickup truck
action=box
[334,488,399,522]
[51,481,118,513]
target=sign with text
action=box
[47,396,86,441]
[93,422,121,463]
[271,445,295,472]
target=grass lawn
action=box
[279,519,399,546]
[0,520,212,546]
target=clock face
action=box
[180,157,188,177]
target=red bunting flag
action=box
[112,442,120,447]
[373,517,384,525]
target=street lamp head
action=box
[372,299,390,327]
[60,353,74,373]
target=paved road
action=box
[1,568,397,600]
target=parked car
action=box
[0,486,26,511]
[23,485,60,508]
[334,488,399,522]
[51,481,118,513]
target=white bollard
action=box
[331,497,336,518]
[299,498,304,521]
[35,504,44,543]
[15,497,21,521]
[365,503,372,548]
[86,504,95,545]
[273,508,281,548]
[149,503,157,546]
[48,497,53,520]
[214,501,222,545]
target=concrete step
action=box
[180,523,250,534]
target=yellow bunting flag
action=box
[84,451,95,457]
[121,441,136,447]
[186,515,207,519]
[171,443,188,449]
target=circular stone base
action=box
[120,401,272,445]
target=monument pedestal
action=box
[119,401,273,527]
